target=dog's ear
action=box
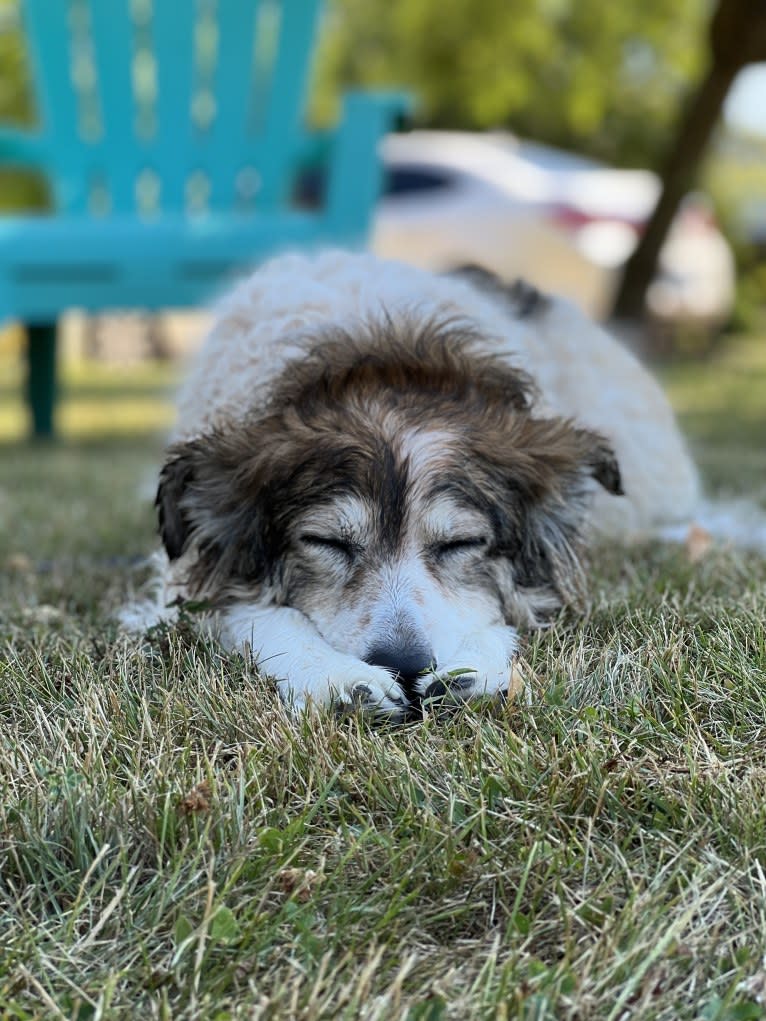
[155,430,278,593]
[156,446,199,560]
[581,433,623,496]
[517,425,623,606]
[472,418,623,616]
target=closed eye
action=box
[299,533,360,558]
[431,536,489,558]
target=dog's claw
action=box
[345,678,409,719]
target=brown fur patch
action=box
[264,313,536,421]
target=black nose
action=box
[364,643,435,684]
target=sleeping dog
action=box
[134,251,699,715]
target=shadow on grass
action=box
[0,380,176,403]
[0,433,169,454]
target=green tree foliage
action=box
[0,0,46,211]
[0,0,34,124]
[314,0,709,167]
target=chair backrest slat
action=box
[88,0,140,213]
[22,0,88,210]
[207,0,262,208]
[151,0,198,212]
[256,0,322,208]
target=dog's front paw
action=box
[415,628,519,704]
[276,655,408,718]
[418,666,509,704]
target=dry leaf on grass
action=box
[508,658,526,700]
[685,523,714,564]
[5,553,33,574]
[178,779,212,815]
[277,867,322,902]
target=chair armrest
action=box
[297,90,414,169]
[343,88,414,125]
[324,90,415,237]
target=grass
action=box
[0,353,178,441]
[1,335,766,1019]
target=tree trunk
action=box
[612,60,738,321]
[613,0,766,323]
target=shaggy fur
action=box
[131,250,700,716]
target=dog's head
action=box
[157,317,622,684]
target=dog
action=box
[136,250,699,716]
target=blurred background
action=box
[0,0,764,446]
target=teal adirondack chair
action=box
[0,0,407,436]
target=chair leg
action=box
[26,322,58,439]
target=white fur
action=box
[125,250,704,714]
[218,603,407,714]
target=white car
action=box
[371,131,735,330]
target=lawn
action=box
[1,335,766,1020]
